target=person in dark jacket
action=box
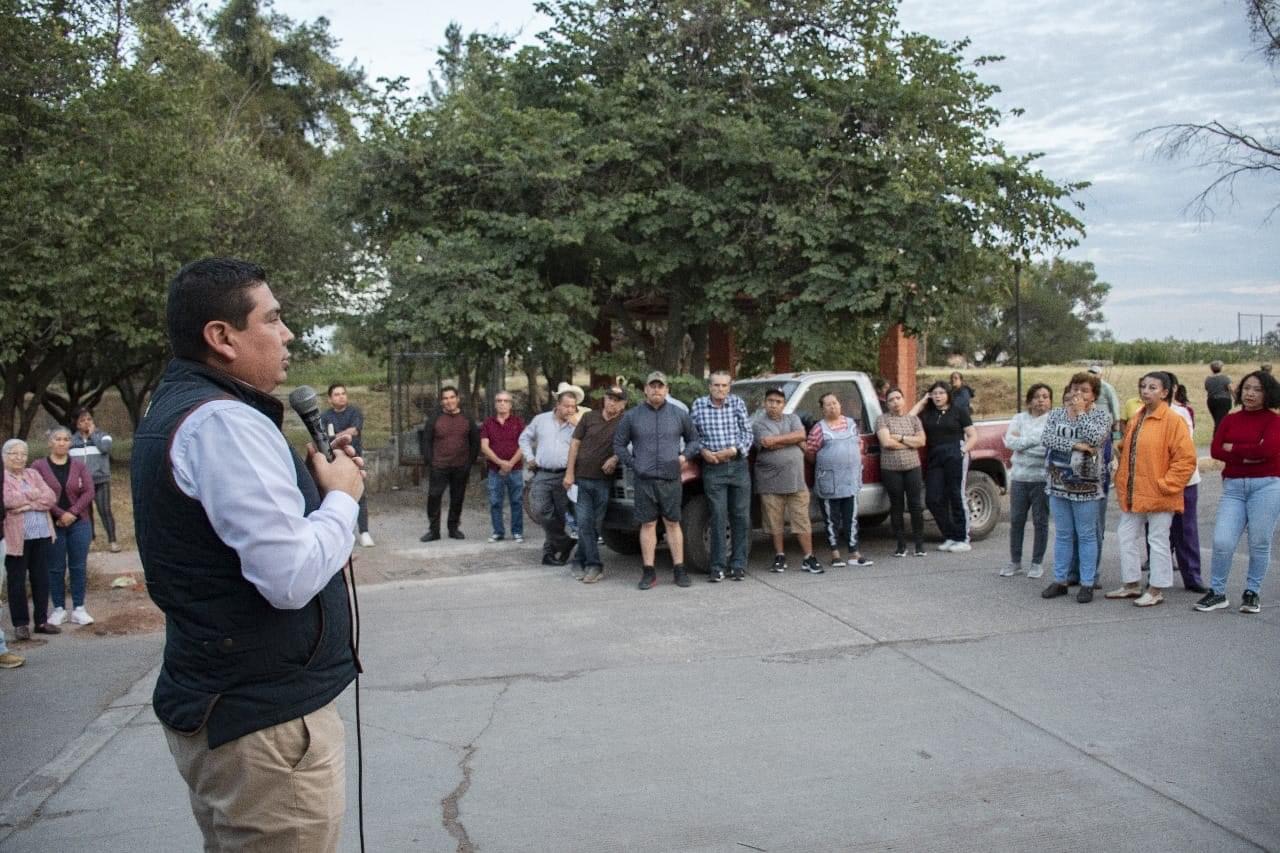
[34,426,95,626]
[70,408,119,551]
[418,386,481,541]
[131,258,364,851]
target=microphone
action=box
[288,385,334,462]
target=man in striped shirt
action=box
[691,371,753,581]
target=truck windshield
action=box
[731,380,800,418]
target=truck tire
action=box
[859,512,888,529]
[601,528,642,556]
[680,494,712,574]
[965,471,1001,541]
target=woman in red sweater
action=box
[1196,371,1280,614]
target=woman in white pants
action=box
[1106,372,1197,607]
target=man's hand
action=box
[700,448,721,465]
[498,459,513,474]
[563,474,574,491]
[601,456,618,475]
[309,435,365,501]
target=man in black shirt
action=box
[322,383,373,547]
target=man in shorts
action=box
[753,388,822,573]
[612,372,701,590]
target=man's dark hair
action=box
[327,383,347,397]
[166,258,266,361]
[440,386,459,399]
[71,407,93,423]
[765,388,787,401]
[1236,370,1280,408]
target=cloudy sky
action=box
[274,0,1279,342]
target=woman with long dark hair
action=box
[1196,371,1280,614]
[911,381,976,552]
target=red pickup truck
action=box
[601,371,1013,572]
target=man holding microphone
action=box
[132,258,364,851]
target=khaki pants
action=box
[164,701,345,853]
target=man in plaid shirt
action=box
[691,371,754,581]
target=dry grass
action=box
[919,362,1258,446]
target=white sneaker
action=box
[999,564,1020,577]
[513,534,524,543]
[949,542,972,553]
[938,540,956,552]
[70,606,94,625]
[359,532,375,547]
[1027,564,1044,579]
[47,607,68,626]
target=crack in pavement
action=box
[383,669,591,693]
[441,682,510,853]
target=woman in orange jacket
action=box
[1105,372,1197,607]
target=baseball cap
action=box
[604,385,628,401]
[1088,365,1102,375]
[645,371,667,386]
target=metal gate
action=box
[390,351,448,468]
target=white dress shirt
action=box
[170,399,359,610]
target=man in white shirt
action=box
[131,258,364,852]
[519,390,579,566]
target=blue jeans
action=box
[1009,480,1049,566]
[573,478,612,568]
[704,458,751,571]
[486,470,524,538]
[1210,476,1280,596]
[1051,496,1101,586]
[48,517,92,609]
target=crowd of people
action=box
[1,410,118,669]
[1002,366,1280,613]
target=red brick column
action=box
[771,341,793,374]
[878,324,918,403]
[708,322,739,378]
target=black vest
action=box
[132,359,356,748]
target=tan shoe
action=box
[1105,584,1143,599]
[1134,590,1164,607]
[109,542,122,553]
[0,652,24,669]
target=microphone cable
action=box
[344,555,365,853]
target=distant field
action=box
[919,362,1259,447]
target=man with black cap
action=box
[564,384,629,583]
[613,372,701,589]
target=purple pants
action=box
[1169,483,1202,587]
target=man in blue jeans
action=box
[564,385,628,582]
[691,371,754,582]
[480,391,526,543]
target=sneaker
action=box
[1240,591,1261,614]
[999,564,1020,578]
[1194,592,1229,612]
[513,534,524,543]
[1076,587,1094,603]
[638,567,657,590]
[572,565,587,581]
[359,532,375,547]
[542,554,568,566]
[673,566,692,588]
[70,606,94,625]
[1105,584,1143,599]
[14,626,30,641]
[830,555,847,568]
[34,623,61,635]
[851,556,874,567]
[938,540,956,552]
[0,652,24,669]
[801,556,825,574]
[109,542,121,553]
[709,569,726,583]
[893,547,907,558]
[731,568,746,581]
[1026,563,1044,579]
[47,607,68,626]
[488,534,505,543]
[583,567,604,584]
[1134,590,1163,607]
[913,549,927,558]
[1041,583,1069,599]
[948,542,971,553]
[771,554,787,573]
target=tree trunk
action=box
[0,346,68,441]
[116,361,165,430]
[522,359,541,419]
[661,289,687,375]
[687,323,708,379]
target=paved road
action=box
[2,473,1277,851]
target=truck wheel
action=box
[859,512,888,529]
[680,494,712,573]
[601,528,642,556]
[965,471,1001,541]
